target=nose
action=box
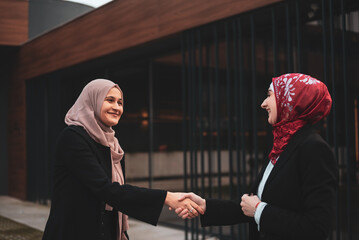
[113,102,122,111]
[261,99,267,109]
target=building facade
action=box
[1,0,359,239]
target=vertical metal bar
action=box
[181,32,189,240]
[321,0,330,142]
[295,0,302,72]
[225,20,235,238]
[329,0,338,162]
[197,29,206,240]
[233,19,241,240]
[191,30,198,194]
[238,18,247,239]
[192,29,199,240]
[321,0,328,86]
[329,1,339,239]
[148,59,153,189]
[43,79,49,203]
[206,42,213,200]
[341,1,351,239]
[197,29,204,198]
[206,39,214,237]
[272,8,278,77]
[233,19,239,196]
[251,15,258,177]
[286,2,293,72]
[225,21,234,200]
[238,18,247,195]
[187,31,193,193]
[214,23,223,238]
[187,31,195,239]
[189,30,196,239]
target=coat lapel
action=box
[252,162,268,193]
[262,125,315,189]
[69,125,113,178]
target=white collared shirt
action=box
[254,158,278,230]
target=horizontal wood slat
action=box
[16,0,282,81]
[0,1,28,46]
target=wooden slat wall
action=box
[0,0,28,46]
[8,0,282,199]
[16,0,282,81]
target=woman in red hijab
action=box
[176,73,338,240]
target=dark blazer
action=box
[42,125,167,240]
[201,125,338,240]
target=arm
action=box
[260,140,337,240]
[201,198,251,226]
[165,192,204,218]
[58,129,165,225]
[174,192,251,226]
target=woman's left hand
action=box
[165,192,204,218]
[240,194,261,217]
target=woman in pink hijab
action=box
[175,73,338,240]
[42,79,204,240]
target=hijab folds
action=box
[268,73,332,165]
[65,79,128,240]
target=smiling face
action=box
[261,90,277,125]
[100,87,123,127]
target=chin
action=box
[104,120,119,127]
[109,122,119,127]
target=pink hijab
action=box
[65,79,129,240]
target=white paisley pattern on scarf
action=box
[299,75,320,85]
[274,73,299,112]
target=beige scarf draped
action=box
[65,79,129,240]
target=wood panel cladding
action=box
[16,0,282,81]
[0,1,28,46]
[8,0,282,200]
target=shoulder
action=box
[300,130,331,153]
[57,125,93,148]
[297,130,336,169]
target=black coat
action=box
[200,126,338,240]
[42,126,167,240]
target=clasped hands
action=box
[166,192,260,219]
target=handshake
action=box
[165,192,261,219]
[165,192,206,219]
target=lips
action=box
[108,112,120,117]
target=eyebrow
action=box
[106,96,122,99]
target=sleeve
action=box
[254,202,267,230]
[200,198,251,227]
[57,129,167,225]
[259,139,338,240]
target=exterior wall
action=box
[0,57,9,195]
[7,0,282,199]
[0,0,28,46]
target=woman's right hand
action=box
[165,192,205,219]
[174,192,206,219]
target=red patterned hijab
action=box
[268,73,332,165]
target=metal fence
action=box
[181,0,359,239]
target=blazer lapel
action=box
[69,125,112,178]
[251,162,268,193]
[262,125,315,189]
